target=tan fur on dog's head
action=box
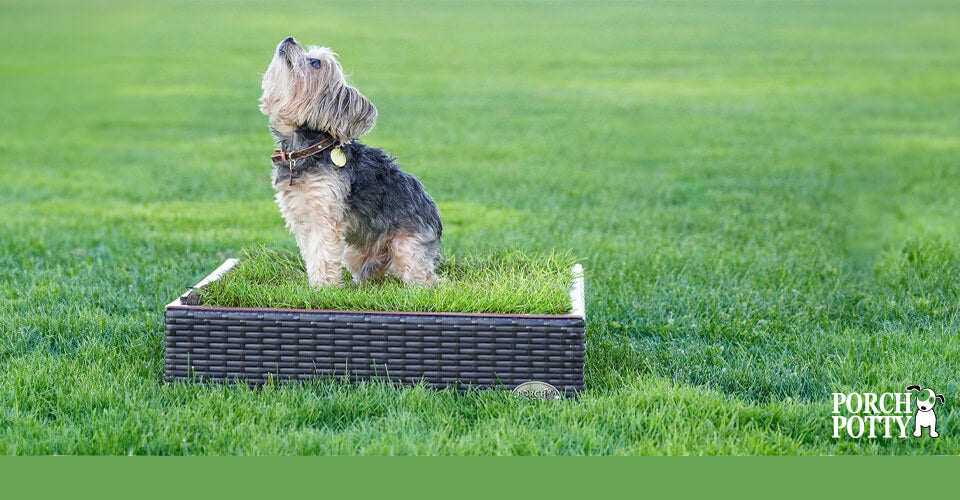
[260,37,377,141]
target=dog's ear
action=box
[936,394,945,404]
[332,85,377,141]
[906,385,922,392]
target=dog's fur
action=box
[260,37,441,286]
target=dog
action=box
[907,385,945,438]
[259,37,442,287]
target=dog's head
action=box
[907,385,945,412]
[260,37,377,141]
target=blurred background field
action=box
[0,0,958,454]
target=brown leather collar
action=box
[271,135,337,166]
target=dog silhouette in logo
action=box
[907,385,945,438]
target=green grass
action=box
[1,0,959,455]
[197,246,576,314]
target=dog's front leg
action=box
[302,216,345,287]
[276,176,348,287]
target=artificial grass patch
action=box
[195,247,578,314]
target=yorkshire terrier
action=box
[259,37,442,287]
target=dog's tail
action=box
[357,256,387,283]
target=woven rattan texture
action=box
[165,308,585,396]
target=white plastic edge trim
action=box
[569,264,585,318]
[166,258,239,308]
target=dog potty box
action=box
[164,259,586,397]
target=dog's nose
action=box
[283,37,295,45]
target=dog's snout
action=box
[278,37,301,60]
[278,37,297,60]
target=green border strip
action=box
[1,457,956,497]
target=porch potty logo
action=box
[832,385,945,438]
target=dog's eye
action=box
[309,59,320,69]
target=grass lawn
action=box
[1,0,959,455]
[195,247,577,314]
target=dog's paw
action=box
[308,275,344,288]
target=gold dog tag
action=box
[330,148,346,167]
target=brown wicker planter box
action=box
[165,259,586,396]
